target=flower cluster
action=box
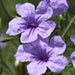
[15,36,68,75]
[6,3,56,43]
[6,0,71,75]
[42,0,69,16]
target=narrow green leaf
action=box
[1,62,16,75]
[0,36,15,42]
[62,16,75,38]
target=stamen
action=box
[29,23,36,28]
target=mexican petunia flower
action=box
[0,34,7,49]
[70,35,75,45]
[6,3,56,43]
[70,51,75,68]
[14,36,68,75]
[70,35,75,68]
[41,0,69,16]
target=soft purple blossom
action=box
[14,36,68,75]
[0,34,7,49]
[32,35,66,55]
[70,51,75,68]
[70,35,75,68]
[70,35,75,45]
[6,3,56,43]
[41,0,69,16]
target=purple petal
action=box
[16,3,35,17]
[37,21,56,38]
[0,34,7,49]
[31,36,49,46]
[70,51,75,68]
[27,61,47,75]
[20,28,38,43]
[47,56,68,73]
[0,42,7,49]
[49,36,66,55]
[50,0,69,16]
[14,43,43,62]
[39,40,49,50]
[14,44,34,62]
[70,35,75,45]
[36,1,53,22]
[14,41,51,62]
[6,17,26,36]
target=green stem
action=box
[22,62,25,75]
[0,18,2,33]
[61,16,75,38]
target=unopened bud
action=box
[15,60,20,67]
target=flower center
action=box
[39,56,48,62]
[29,23,37,28]
[38,51,49,62]
[38,50,53,62]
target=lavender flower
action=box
[0,34,7,49]
[41,0,69,16]
[70,35,75,45]
[14,36,68,75]
[70,51,75,68]
[6,3,56,43]
[70,35,75,68]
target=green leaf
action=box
[0,36,15,42]
[61,16,75,38]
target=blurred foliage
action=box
[0,0,75,75]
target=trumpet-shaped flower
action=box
[70,35,75,68]
[6,3,56,43]
[14,36,68,75]
[41,0,69,16]
[70,51,75,68]
[70,35,75,45]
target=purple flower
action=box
[70,35,75,68]
[14,36,68,75]
[41,0,69,16]
[70,35,75,45]
[6,3,56,43]
[0,34,7,49]
[70,51,75,68]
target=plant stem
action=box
[62,16,75,38]
[22,62,25,75]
